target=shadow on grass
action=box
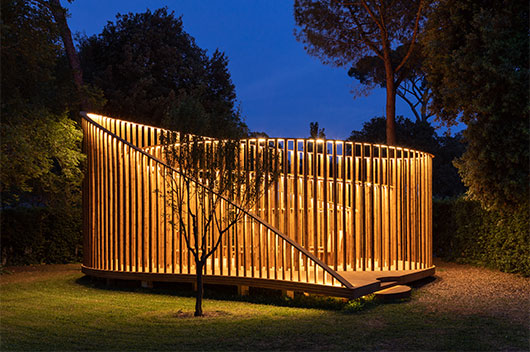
[74,275,391,314]
[408,275,437,288]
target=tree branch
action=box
[346,3,384,59]
[397,88,421,121]
[394,0,423,74]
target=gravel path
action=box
[415,259,530,325]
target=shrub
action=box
[433,198,529,276]
[0,206,82,266]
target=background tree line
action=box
[1,0,527,274]
[0,1,247,265]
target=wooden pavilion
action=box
[81,112,435,298]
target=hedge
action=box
[433,198,529,276]
[0,206,82,266]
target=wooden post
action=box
[141,280,153,289]
[238,285,250,296]
[282,290,295,299]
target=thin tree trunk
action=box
[48,0,89,110]
[194,260,204,317]
[385,84,396,145]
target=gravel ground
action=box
[415,259,530,325]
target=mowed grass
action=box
[0,265,527,351]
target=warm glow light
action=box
[82,112,434,298]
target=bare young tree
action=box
[162,132,278,316]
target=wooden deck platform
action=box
[82,265,435,299]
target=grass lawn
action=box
[0,264,528,351]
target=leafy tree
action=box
[31,0,89,110]
[423,0,529,210]
[1,0,84,206]
[348,45,433,122]
[1,113,84,208]
[1,0,86,264]
[348,116,466,198]
[162,133,278,316]
[1,0,65,117]
[309,121,326,138]
[294,0,425,145]
[79,8,247,138]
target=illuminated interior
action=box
[81,112,434,297]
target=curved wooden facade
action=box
[81,112,434,298]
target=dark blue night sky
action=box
[66,0,415,139]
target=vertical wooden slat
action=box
[141,151,147,272]
[358,144,365,271]
[403,150,408,270]
[392,149,397,270]
[98,127,104,270]
[177,172,183,274]
[312,141,318,260]
[130,142,137,272]
[163,165,169,273]
[351,144,357,271]
[293,140,300,279]
[386,147,392,270]
[341,143,348,270]
[123,143,130,271]
[322,141,328,266]
[148,157,154,273]
[283,140,290,276]
[98,129,104,270]
[419,153,426,269]
[332,142,338,270]
[250,211,255,278]
[303,140,309,281]
[258,222,263,278]
[398,150,403,270]
[428,153,432,267]
[283,140,289,237]
[378,146,383,271]
[103,131,109,270]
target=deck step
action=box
[379,280,398,289]
[374,284,411,301]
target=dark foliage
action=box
[423,0,529,210]
[433,198,529,276]
[1,0,84,265]
[348,45,433,122]
[309,121,325,138]
[348,116,466,198]
[1,0,67,117]
[1,206,82,265]
[79,8,247,139]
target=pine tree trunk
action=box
[385,84,396,145]
[49,0,89,110]
[384,62,397,145]
[194,261,204,317]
